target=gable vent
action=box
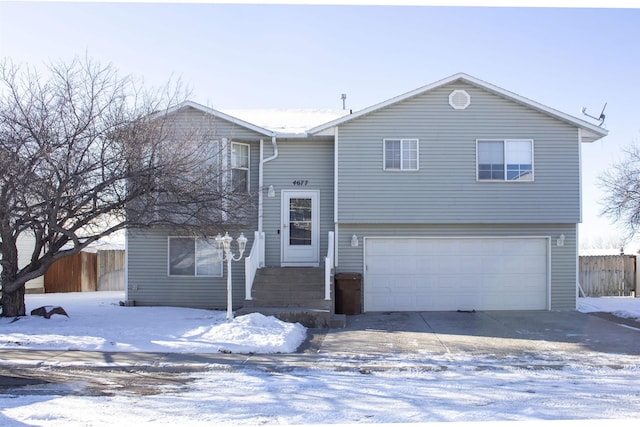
[449,89,471,110]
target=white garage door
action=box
[364,237,548,312]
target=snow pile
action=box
[0,292,306,354]
[166,312,307,354]
[578,296,640,322]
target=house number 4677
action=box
[292,180,309,186]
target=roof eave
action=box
[580,127,609,143]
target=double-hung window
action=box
[231,142,250,192]
[477,139,533,181]
[168,237,222,277]
[384,139,419,171]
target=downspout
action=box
[258,134,278,233]
[576,128,583,306]
[334,127,339,268]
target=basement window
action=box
[168,237,222,277]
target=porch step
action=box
[241,267,341,328]
[244,297,330,309]
[254,267,325,281]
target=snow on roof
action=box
[221,108,351,135]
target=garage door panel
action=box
[365,237,548,312]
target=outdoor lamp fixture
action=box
[351,234,359,247]
[267,185,275,198]
[215,232,248,321]
[556,234,565,247]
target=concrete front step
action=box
[244,266,340,328]
[252,283,325,292]
[244,298,331,310]
[250,267,328,304]
[237,306,346,329]
[256,266,324,277]
[251,289,326,299]
[253,268,324,285]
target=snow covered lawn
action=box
[0,291,306,354]
[0,292,639,425]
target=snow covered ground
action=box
[0,292,306,354]
[1,291,639,355]
[578,296,640,321]
[0,292,639,426]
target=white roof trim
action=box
[308,73,608,143]
[161,100,275,137]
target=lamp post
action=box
[215,232,248,322]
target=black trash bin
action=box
[334,273,362,315]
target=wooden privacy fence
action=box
[578,255,637,297]
[45,249,125,293]
[96,250,126,292]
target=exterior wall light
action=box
[556,234,565,247]
[267,185,275,198]
[351,234,359,247]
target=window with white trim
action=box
[168,237,222,277]
[384,139,418,171]
[477,139,533,181]
[231,142,250,192]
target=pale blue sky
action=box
[1,1,639,249]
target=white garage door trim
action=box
[363,236,550,312]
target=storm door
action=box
[281,190,319,266]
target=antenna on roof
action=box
[341,93,347,110]
[581,102,607,126]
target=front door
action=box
[282,190,320,266]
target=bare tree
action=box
[599,142,640,240]
[0,56,253,317]
[579,234,628,252]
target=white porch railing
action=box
[244,231,265,300]
[324,231,335,301]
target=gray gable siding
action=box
[336,82,581,224]
[169,106,270,142]
[336,223,577,310]
[262,139,334,267]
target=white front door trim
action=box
[281,190,320,267]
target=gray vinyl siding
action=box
[336,82,581,224]
[126,107,263,308]
[127,227,249,309]
[262,139,334,266]
[336,223,577,310]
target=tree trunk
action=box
[0,284,26,317]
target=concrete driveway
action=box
[311,311,640,361]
